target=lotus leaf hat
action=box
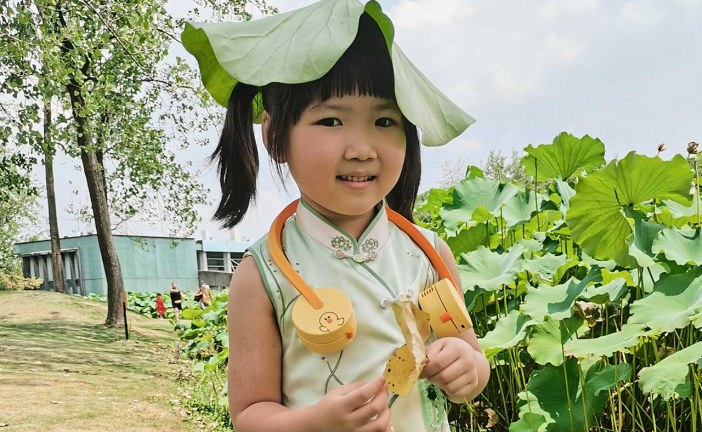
[181,0,475,146]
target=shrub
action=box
[0,271,42,291]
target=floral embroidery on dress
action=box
[330,236,352,252]
[361,236,379,254]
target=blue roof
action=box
[197,240,250,253]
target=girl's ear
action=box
[261,111,286,163]
[261,111,271,148]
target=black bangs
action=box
[299,12,395,104]
[262,12,395,125]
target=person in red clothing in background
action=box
[155,292,167,318]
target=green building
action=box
[14,234,248,296]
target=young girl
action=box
[154,292,166,318]
[182,1,489,431]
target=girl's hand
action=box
[420,337,480,403]
[314,376,392,432]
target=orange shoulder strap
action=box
[268,200,324,309]
[385,208,457,289]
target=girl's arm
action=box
[228,257,393,432]
[420,239,491,403]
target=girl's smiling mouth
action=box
[338,175,376,182]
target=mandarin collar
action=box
[294,199,390,263]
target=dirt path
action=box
[0,290,198,432]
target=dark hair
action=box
[212,13,421,228]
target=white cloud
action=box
[619,1,660,26]
[540,0,602,19]
[388,0,474,29]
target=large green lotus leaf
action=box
[182,0,473,145]
[446,224,489,255]
[391,42,475,146]
[509,391,553,432]
[521,270,601,322]
[521,359,629,432]
[458,245,524,292]
[183,0,366,105]
[523,253,569,284]
[638,341,702,400]
[441,177,520,230]
[629,266,702,333]
[652,228,702,265]
[521,132,606,182]
[627,211,666,268]
[581,277,628,303]
[566,153,692,268]
[502,188,546,228]
[527,316,588,366]
[478,310,536,361]
[564,323,647,360]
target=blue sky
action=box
[42,0,702,242]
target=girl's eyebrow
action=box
[307,100,401,113]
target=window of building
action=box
[230,252,244,270]
[206,252,226,271]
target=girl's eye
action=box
[316,118,341,127]
[376,118,397,127]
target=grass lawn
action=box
[0,290,200,432]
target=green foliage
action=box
[176,291,229,371]
[0,271,43,291]
[174,290,231,430]
[416,132,702,431]
[0,170,38,273]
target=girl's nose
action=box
[344,129,377,161]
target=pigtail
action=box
[212,83,259,228]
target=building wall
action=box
[114,237,199,293]
[15,235,199,295]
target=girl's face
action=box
[282,94,406,230]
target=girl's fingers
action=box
[328,380,366,397]
[352,382,389,423]
[346,376,386,408]
[358,402,392,432]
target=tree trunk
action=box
[68,87,125,326]
[44,101,65,294]
[80,143,125,325]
